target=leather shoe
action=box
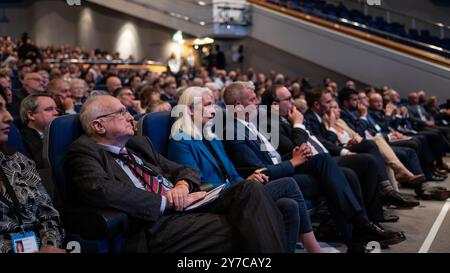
[397,174,424,187]
[416,187,450,201]
[353,222,406,246]
[382,191,420,208]
[371,209,399,223]
[378,213,399,223]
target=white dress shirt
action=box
[236,119,282,165]
[98,143,166,214]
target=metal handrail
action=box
[267,0,450,55]
[334,17,450,55]
[333,0,450,30]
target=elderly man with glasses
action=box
[65,95,288,253]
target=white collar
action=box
[97,143,125,155]
[313,111,322,123]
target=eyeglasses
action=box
[94,108,128,120]
[275,96,292,102]
[28,78,43,82]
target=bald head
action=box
[369,93,384,111]
[106,76,122,94]
[80,95,117,135]
[80,95,135,147]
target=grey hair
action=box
[70,78,88,90]
[171,87,214,140]
[79,95,111,136]
[223,81,254,105]
[20,94,53,124]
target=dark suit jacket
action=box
[303,109,343,156]
[20,126,45,169]
[10,88,29,128]
[407,104,432,129]
[160,93,176,108]
[368,109,395,134]
[66,135,201,227]
[339,107,369,137]
[223,120,296,180]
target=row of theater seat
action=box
[266,0,450,57]
[5,112,324,253]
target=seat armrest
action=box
[62,207,128,240]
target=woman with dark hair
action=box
[0,94,65,253]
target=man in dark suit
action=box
[19,94,59,169]
[407,92,450,150]
[261,85,411,221]
[66,95,287,253]
[368,93,446,181]
[304,87,418,208]
[221,82,405,251]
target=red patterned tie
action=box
[119,149,167,196]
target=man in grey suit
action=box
[65,95,287,253]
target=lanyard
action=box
[0,167,23,226]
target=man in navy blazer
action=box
[305,88,419,208]
[167,131,320,253]
[261,85,408,221]
[407,92,450,147]
[67,95,288,253]
[221,82,406,250]
[369,93,446,182]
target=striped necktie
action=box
[118,149,170,196]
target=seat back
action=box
[7,123,25,153]
[43,114,83,200]
[138,111,174,156]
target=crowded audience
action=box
[1,32,450,253]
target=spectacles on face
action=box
[95,107,128,120]
[28,78,43,82]
[275,95,292,103]
[121,92,134,97]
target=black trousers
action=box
[292,154,368,244]
[390,137,433,176]
[347,139,389,182]
[422,127,450,153]
[335,154,383,222]
[146,181,287,253]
